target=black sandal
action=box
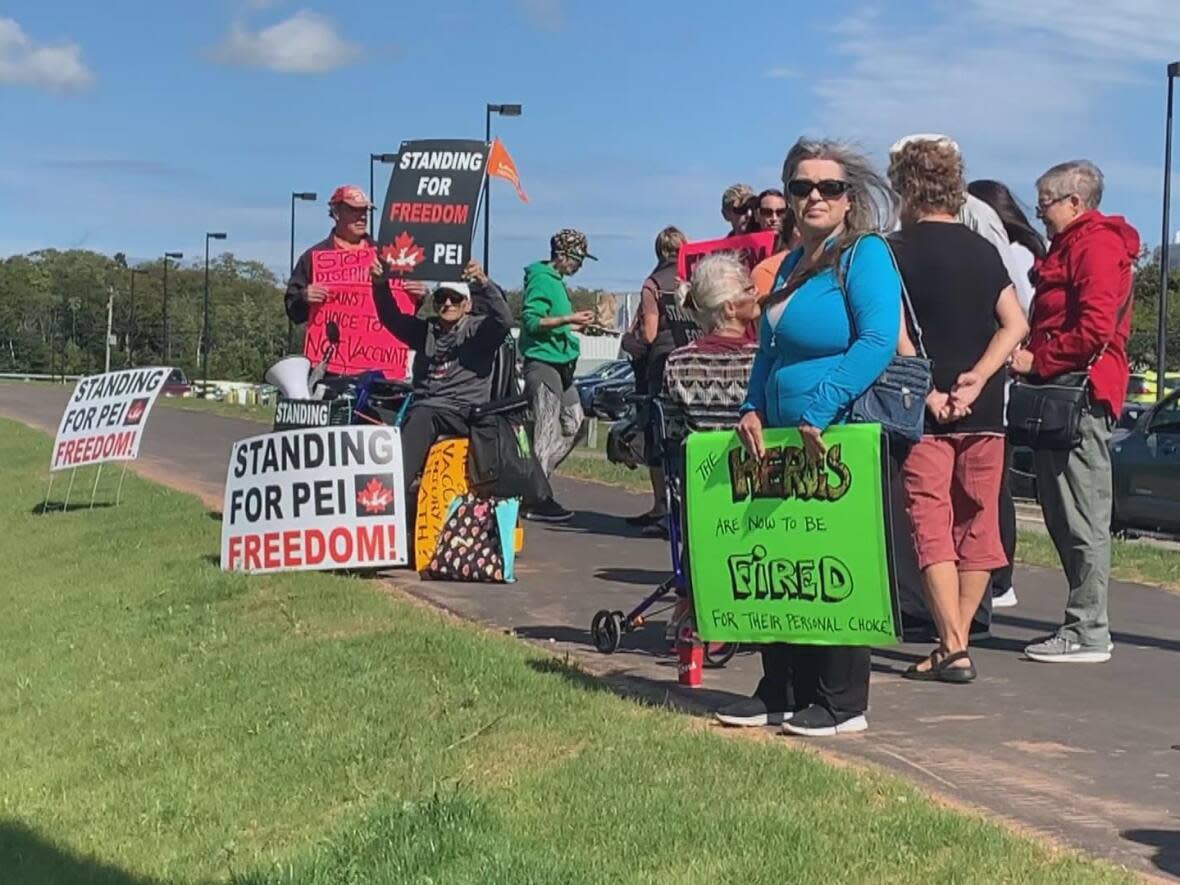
[903,649,976,684]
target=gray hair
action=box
[780,138,898,278]
[1036,160,1104,210]
[687,253,750,333]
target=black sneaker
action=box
[781,704,867,737]
[524,498,573,524]
[714,696,790,728]
[625,511,665,527]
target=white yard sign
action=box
[221,425,408,574]
[51,367,171,471]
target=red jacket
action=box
[1028,210,1140,415]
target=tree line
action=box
[0,249,619,383]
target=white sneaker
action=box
[992,587,1018,608]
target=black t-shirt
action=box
[889,223,1012,435]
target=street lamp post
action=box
[1158,61,1180,402]
[127,267,140,366]
[289,191,317,352]
[369,153,398,234]
[483,103,522,273]
[162,251,183,362]
[202,232,228,398]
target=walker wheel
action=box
[591,609,624,654]
[704,642,739,669]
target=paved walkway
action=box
[3,382,1178,880]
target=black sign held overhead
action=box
[377,139,489,283]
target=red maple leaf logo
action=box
[380,232,425,275]
[356,477,394,514]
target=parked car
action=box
[577,360,633,415]
[1111,387,1180,534]
[161,369,192,397]
[590,376,635,421]
[1125,373,1156,406]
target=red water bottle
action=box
[677,625,703,688]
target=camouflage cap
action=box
[550,228,597,261]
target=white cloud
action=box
[517,0,563,31]
[967,0,1180,64]
[211,11,361,74]
[808,2,1165,161]
[0,17,94,92]
[764,66,799,80]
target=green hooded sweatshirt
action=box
[519,260,580,364]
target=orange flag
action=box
[487,137,529,203]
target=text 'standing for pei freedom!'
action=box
[221,426,408,574]
[51,367,172,471]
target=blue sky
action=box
[3,0,1180,291]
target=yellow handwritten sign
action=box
[414,438,521,570]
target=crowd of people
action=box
[285,132,1140,738]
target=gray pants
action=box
[1033,406,1114,647]
[523,359,585,479]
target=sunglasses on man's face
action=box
[433,291,467,307]
[787,178,851,199]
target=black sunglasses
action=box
[787,178,851,199]
[759,206,788,216]
[433,291,467,306]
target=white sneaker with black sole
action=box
[714,696,791,727]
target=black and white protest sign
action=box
[376,139,489,282]
[51,366,171,471]
[221,426,408,573]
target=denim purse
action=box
[836,236,932,443]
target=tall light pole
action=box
[104,286,114,373]
[202,232,228,398]
[289,191,317,352]
[162,251,183,362]
[369,153,398,234]
[1158,61,1180,402]
[127,267,141,366]
[483,103,522,273]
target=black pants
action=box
[990,440,1017,595]
[400,403,471,526]
[755,644,871,721]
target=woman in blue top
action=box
[716,138,902,737]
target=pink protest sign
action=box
[304,247,414,379]
[677,231,777,282]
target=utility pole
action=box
[104,286,114,373]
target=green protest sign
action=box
[685,425,899,647]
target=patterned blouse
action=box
[662,333,758,434]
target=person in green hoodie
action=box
[519,228,597,522]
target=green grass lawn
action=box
[0,417,1131,884]
[156,394,276,425]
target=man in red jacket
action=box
[1010,160,1140,664]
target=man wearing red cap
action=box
[285,185,426,326]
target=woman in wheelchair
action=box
[657,253,761,635]
[370,257,514,507]
[663,253,761,433]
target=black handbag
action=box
[1006,373,1090,450]
[467,397,536,499]
[836,236,932,443]
[1006,287,1134,450]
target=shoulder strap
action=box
[837,234,927,358]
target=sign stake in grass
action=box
[62,466,76,512]
[89,463,104,510]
